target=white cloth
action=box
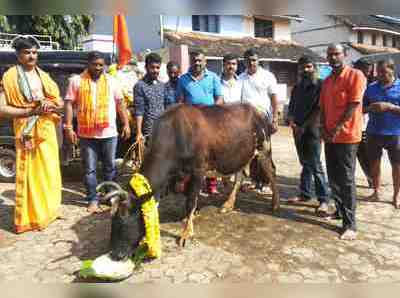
[221,75,243,104]
[362,113,369,131]
[115,67,138,99]
[65,74,123,139]
[239,67,279,117]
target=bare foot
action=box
[367,191,381,201]
[87,202,101,214]
[339,229,357,240]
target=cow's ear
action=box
[110,197,120,216]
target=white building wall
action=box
[292,15,356,47]
[162,16,193,32]
[363,31,372,45]
[243,16,255,36]
[293,25,352,47]
[163,15,249,37]
[219,15,248,37]
[82,34,113,52]
[376,33,383,46]
[349,31,357,43]
[273,20,291,40]
[90,15,294,53]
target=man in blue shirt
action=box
[176,50,223,194]
[176,50,223,106]
[364,58,400,209]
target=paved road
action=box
[0,127,399,283]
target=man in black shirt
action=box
[353,58,374,188]
[287,55,330,216]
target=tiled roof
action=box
[348,42,400,54]
[333,15,400,33]
[163,30,326,62]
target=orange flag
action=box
[113,14,133,67]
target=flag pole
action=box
[112,15,117,64]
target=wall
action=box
[82,34,113,52]
[243,16,255,36]
[219,15,248,37]
[273,19,291,41]
[163,16,193,32]
[163,15,249,37]
[292,20,352,47]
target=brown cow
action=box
[107,103,279,260]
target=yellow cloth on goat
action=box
[129,173,161,258]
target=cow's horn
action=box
[96,181,123,193]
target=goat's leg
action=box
[179,173,202,247]
[220,171,244,213]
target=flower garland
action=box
[129,173,161,259]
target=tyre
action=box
[0,147,16,183]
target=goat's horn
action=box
[101,189,129,202]
[96,181,123,193]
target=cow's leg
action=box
[220,171,244,213]
[179,173,202,247]
[260,140,280,212]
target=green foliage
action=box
[0,15,93,49]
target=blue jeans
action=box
[294,132,329,203]
[80,137,118,203]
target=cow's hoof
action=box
[271,205,280,213]
[178,237,186,247]
[220,206,233,214]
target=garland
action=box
[129,173,161,259]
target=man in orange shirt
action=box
[320,44,366,240]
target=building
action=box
[87,15,304,53]
[292,15,400,63]
[87,15,325,104]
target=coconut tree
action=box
[0,15,93,49]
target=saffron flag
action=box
[113,14,133,67]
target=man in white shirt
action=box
[240,48,279,134]
[239,48,279,193]
[221,53,242,104]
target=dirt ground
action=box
[1,126,399,283]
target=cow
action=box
[105,103,280,261]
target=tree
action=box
[0,15,93,50]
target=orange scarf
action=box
[77,70,109,135]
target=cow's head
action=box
[97,182,146,262]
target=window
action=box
[254,18,274,38]
[383,34,388,47]
[192,15,220,33]
[205,59,222,75]
[372,33,377,46]
[357,31,364,44]
[393,36,397,48]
